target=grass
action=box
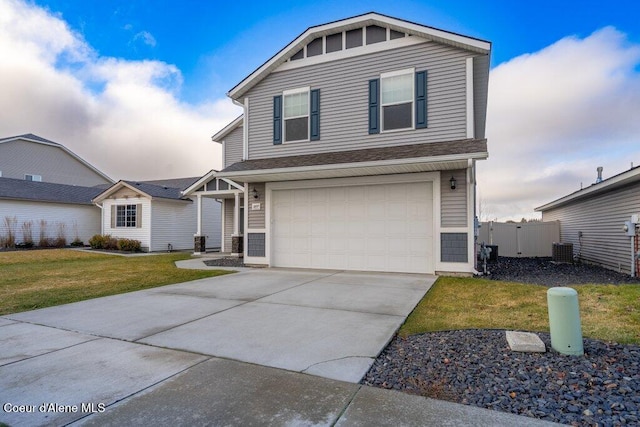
[400,276,640,345]
[0,249,233,315]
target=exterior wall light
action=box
[252,187,259,199]
[450,176,457,190]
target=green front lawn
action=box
[401,276,640,345]
[0,249,232,315]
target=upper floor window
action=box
[381,69,414,131]
[369,68,428,134]
[25,174,42,182]
[116,204,138,228]
[274,88,320,144]
[283,87,310,142]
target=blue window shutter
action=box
[368,79,380,134]
[273,95,282,144]
[310,89,320,141]
[415,70,427,129]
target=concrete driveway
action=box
[0,269,435,426]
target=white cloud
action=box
[479,27,640,221]
[0,0,241,181]
[132,30,157,48]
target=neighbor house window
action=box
[25,174,42,182]
[273,87,320,144]
[116,204,138,228]
[380,68,414,131]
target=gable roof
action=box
[0,177,102,205]
[536,165,640,212]
[228,12,491,100]
[212,115,243,142]
[0,133,114,184]
[92,177,201,203]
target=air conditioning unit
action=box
[552,243,573,263]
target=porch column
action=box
[231,191,243,256]
[193,194,205,255]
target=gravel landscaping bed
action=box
[363,257,640,426]
[203,257,245,267]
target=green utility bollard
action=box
[547,287,584,356]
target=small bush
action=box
[3,216,17,248]
[89,234,106,249]
[70,238,84,247]
[117,238,141,252]
[104,236,118,250]
[21,221,34,246]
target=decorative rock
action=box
[505,331,546,353]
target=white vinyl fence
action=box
[478,221,560,257]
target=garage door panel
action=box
[272,181,433,273]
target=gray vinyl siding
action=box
[440,169,467,227]
[541,183,640,275]
[224,198,235,252]
[224,126,244,168]
[473,55,489,140]
[246,42,475,159]
[247,182,265,228]
[150,198,221,252]
[0,140,110,186]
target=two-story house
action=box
[185,13,491,274]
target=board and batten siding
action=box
[0,140,110,186]
[247,183,266,229]
[224,126,244,168]
[0,200,100,244]
[541,183,640,275]
[440,169,467,227]
[223,198,235,252]
[246,42,473,160]
[102,198,151,251]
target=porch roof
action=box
[215,139,487,182]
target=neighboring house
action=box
[93,178,221,252]
[0,133,112,245]
[536,166,640,276]
[184,12,491,274]
[0,134,113,186]
[0,177,102,244]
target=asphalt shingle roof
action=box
[220,139,487,173]
[0,177,102,204]
[0,133,61,145]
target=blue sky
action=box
[34,0,639,103]
[2,0,639,220]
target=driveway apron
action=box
[1,269,435,426]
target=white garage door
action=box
[272,181,433,273]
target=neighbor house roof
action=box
[0,133,114,184]
[202,139,487,183]
[228,12,491,100]
[0,177,102,205]
[536,165,640,212]
[92,178,201,203]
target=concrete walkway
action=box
[0,268,559,426]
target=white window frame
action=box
[115,204,138,228]
[25,174,42,182]
[380,67,415,132]
[282,86,310,143]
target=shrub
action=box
[104,235,118,250]
[21,221,34,247]
[3,216,17,248]
[55,222,67,247]
[70,238,84,247]
[88,234,106,249]
[39,220,49,247]
[117,238,141,252]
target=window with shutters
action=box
[381,68,414,131]
[369,68,427,134]
[274,87,320,144]
[116,204,138,228]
